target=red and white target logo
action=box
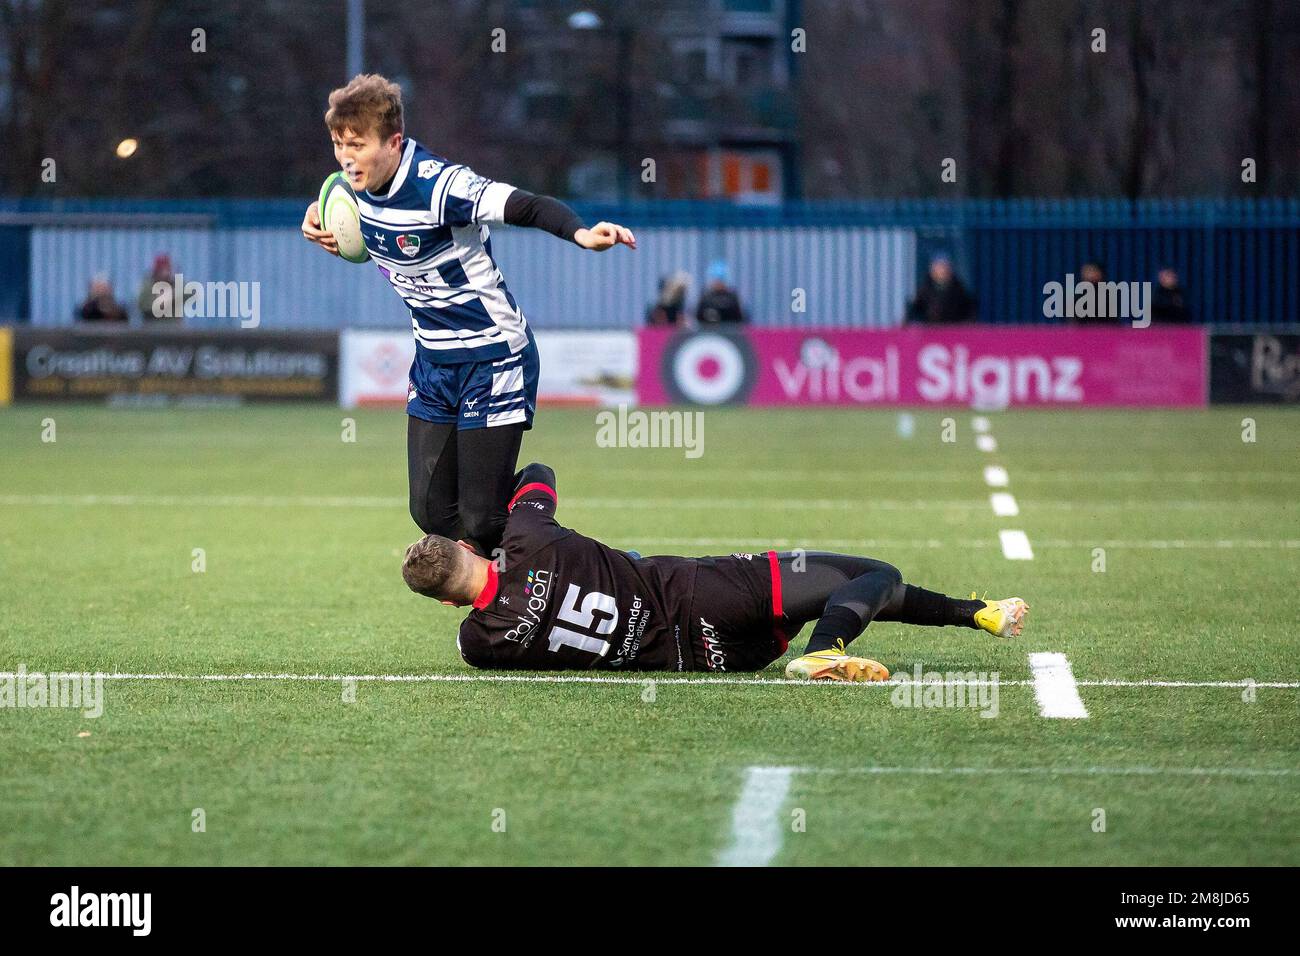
[662,331,757,405]
[362,342,408,387]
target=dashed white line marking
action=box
[990,492,1020,517]
[976,434,998,452]
[971,416,991,433]
[717,766,795,867]
[1029,652,1089,719]
[999,529,1034,560]
[983,466,1009,488]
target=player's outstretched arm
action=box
[301,201,340,256]
[502,189,635,251]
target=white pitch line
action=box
[10,469,1292,489]
[716,766,795,867]
[971,416,991,433]
[3,672,1294,689]
[1041,539,1300,549]
[0,493,979,512]
[630,537,1300,551]
[1029,652,1089,719]
[999,529,1035,560]
[2,494,1291,514]
[634,537,972,550]
[983,466,1009,488]
[0,493,405,509]
[990,492,1020,517]
[800,765,1300,779]
[605,468,1300,483]
[6,527,1280,556]
[1082,679,1299,688]
[976,434,998,453]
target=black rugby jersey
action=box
[457,465,787,672]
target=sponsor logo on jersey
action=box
[505,568,552,647]
[396,234,421,257]
[610,593,648,667]
[700,616,727,671]
[417,160,440,179]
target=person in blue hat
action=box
[696,259,745,324]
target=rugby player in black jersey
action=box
[401,463,1027,680]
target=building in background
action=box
[493,0,799,204]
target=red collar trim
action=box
[472,563,499,610]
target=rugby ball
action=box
[317,172,370,264]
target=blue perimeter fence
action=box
[1,198,1297,328]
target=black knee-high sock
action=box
[805,587,982,655]
[875,585,984,628]
[803,568,903,654]
[805,606,864,654]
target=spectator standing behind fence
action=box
[906,252,977,324]
[1071,260,1113,325]
[137,253,194,322]
[77,274,128,323]
[645,271,692,326]
[696,260,745,324]
[1153,267,1194,323]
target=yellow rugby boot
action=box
[972,595,1029,638]
[784,639,890,682]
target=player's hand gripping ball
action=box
[313,172,370,263]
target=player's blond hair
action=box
[325,73,404,141]
[402,534,471,600]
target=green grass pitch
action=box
[1,404,1297,865]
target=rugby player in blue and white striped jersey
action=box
[301,74,635,558]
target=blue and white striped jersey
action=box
[356,138,526,365]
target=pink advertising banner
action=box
[638,326,1207,408]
